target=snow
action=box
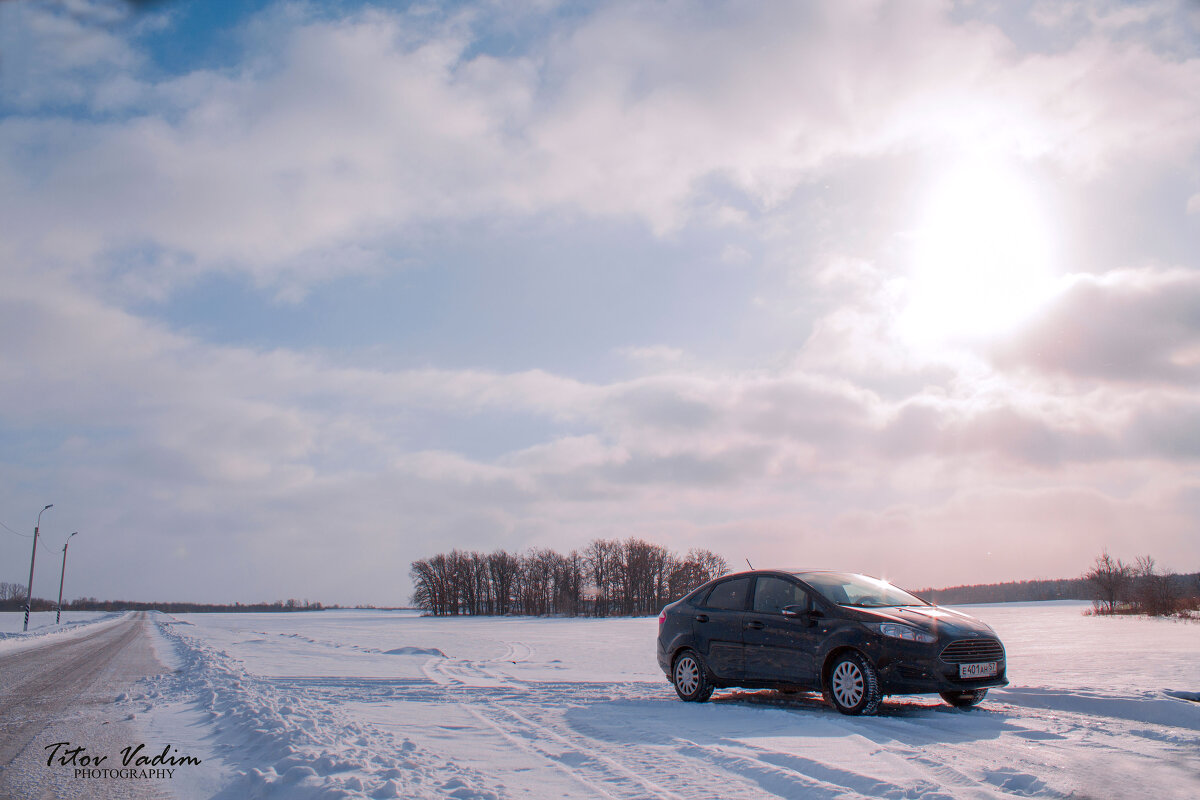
[0,610,127,655]
[95,603,1200,797]
[0,609,120,635]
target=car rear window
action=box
[702,577,750,610]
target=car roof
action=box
[717,568,844,578]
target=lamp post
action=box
[23,503,53,632]
[56,532,78,625]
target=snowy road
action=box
[0,612,172,800]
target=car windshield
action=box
[795,571,928,608]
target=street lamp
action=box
[56,532,79,625]
[23,503,53,632]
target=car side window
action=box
[752,576,811,615]
[702,577,750,611]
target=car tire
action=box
[672,650,714,702]
[940,689,988,709]
[825,651,881,716]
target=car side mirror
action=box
[783,605,822,625]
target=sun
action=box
[898,158,1058,350]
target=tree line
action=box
[918,577,1092,605]
[410,539,729,617]
[918,555,1198,617]
[1083,551,1200,618]
[0,582,329,614]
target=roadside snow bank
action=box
[0,611,128,655]
[149,617,501,800]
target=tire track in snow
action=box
[467,688,870,800]
[671,740,883,800]
[460,704,630,800]
[420,641,532,688]
[554,693,1065,800]
[460,705,696,800]
[410,659,718,800]
[355,661,1011,800]
[258,660,1196,800]
[492,705,686,800]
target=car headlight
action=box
[865,622,936,643]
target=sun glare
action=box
[899,159,1057,350]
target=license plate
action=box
[959,662,998,679]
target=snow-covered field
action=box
[110,601,1196,800]
[7,603,1196,798]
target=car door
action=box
[743,576,822,685]
[692,576,750,680]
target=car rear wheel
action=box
[940,688,988,708]
[825,651,881,716]
[672,650,714,702]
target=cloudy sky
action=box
[1,0,1198,606]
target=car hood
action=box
[841,605,997,638]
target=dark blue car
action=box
[656,569,1008,715]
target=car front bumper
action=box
[873,638,1009,694]
[878,658,1009,694]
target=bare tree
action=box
[410,557,442,614]
[692,549,730,583]
[515,549,558,615]
[487,550,520,615]
[1085,551,1131,614]
[668,548,729,599]
[1131,555,1180,617]
[620,538,645,615]
[554,550,585,616]
[413,539,731,617]
[646,542,674,614]
[585,539,621,617]
[616,538,675,615]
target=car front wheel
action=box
[940,689,988,709]
[672,650,714,702]
[825,651,881,715]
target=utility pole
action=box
[23,504,53,632]
[56,532,78,625]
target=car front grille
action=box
[939,638,1005,664]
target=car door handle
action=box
[746,620,765,630]
[694,614,709,623]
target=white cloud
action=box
[2,1,1197,293]
[2,1,1198,603]
[5,267,1200,602]
[615,345,685,364]
[991,268,1200,384]
[0,0,141,108]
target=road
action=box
[0,613,172,800]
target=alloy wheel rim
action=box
[832,661,864,707]
[676,657,700,694]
